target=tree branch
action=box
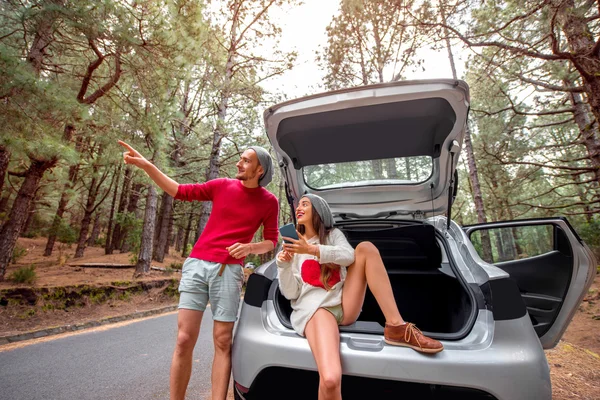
[77,38,122,105]
[472,105,575,117]
[235,0,277,45]
[405,10,572,61]
[510,198,600,210]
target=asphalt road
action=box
[0,309,218,400]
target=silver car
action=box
[231,80,597,400]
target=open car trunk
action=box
[273,222,478,340]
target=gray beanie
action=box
[303,194,334,228]
[249,146,273,187]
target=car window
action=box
[303,156,432,190]
[470,224,554,264]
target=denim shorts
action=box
[178,258,244,322]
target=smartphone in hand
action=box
[279,223,299,244]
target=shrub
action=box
[9,265,36,284]
[118,290,132,301]
[578,219,600,259]
[46,217,78,244]
[11,245,27,264]
[56,221,78,244]
[168,262,183,270]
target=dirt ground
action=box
[0,237,185,336]
[2,237,599,399]
[0,237,188,289]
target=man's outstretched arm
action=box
[118,140,179,197]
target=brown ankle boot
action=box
[384,322,444,354]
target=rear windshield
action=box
[303,156,433,190]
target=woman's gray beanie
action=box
[249,146,273,187]
[303,194,334,228]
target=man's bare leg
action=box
[170,309,203,400]
[211,320,235,400]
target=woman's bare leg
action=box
[341,241,403,326]
[341,242,444,353]
[304,309,343,400]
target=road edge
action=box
[0,304,178,346]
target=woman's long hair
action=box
[298,205,340,290]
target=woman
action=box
[277,194,443,400]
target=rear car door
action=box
[464,218,596,349]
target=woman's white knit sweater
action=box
[276,228,355,336]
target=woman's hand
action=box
[277,250,293,262]
[283,232,317,256]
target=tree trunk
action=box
[75,163,112,259]
[153,191,173,262]
[567,83,600,184]
[0,157,57,280]
[110,166,131,251]
[197,12,238,235]
[120,182,142,253]
[27,0,62,76]
[44,161,81,255]
[439,0,494,261]
[0,145,10,196]
[0,193,11,214]
[104,164,122,254]
[74,175,99,258]
[87,213,101,246]
[44,191,69,256]
[182,210,194,258]
[385,158,398,178]
[465,125,493,261]
[21,197,38,236]
[370,160,384,179]
[164,205,175,256]
[153,195,164,254]
[135,185,158,276]
[44,131,81,256]
[561,2,600,148]
[175,224,184,252]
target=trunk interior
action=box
[273,222,477,340]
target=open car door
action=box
[464,218,596,349]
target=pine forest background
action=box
[0,0,599,281]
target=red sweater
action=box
[175,178,279,265]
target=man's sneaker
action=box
[384,322,444,354]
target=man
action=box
[118,140,279,400]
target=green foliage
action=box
[48,218,78,245]
[19,309,36,319]
[118,290,132,302]
[120,213,143,264]
[244,254,261,267]
[578,219,600,258]
[9,265,36,284]
[11,245,27,264]
[89,291,106,305]
[168,262,183,270]
[164,279,180,298]
[41,304,55,312]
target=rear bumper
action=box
[232,302,551,400]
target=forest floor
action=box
[1,237,599,399]
[0,237,186,336]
